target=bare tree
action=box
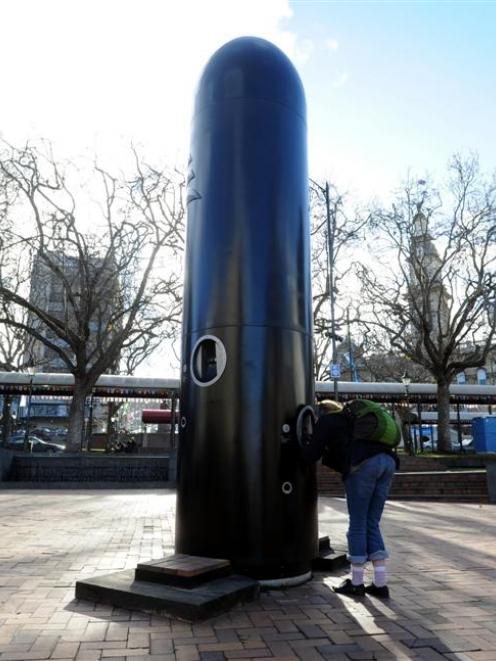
[0,142,185,451]
[359,326,432,383]
[357,155,496,451]
[310,180,367,381]
[0,170,38,442]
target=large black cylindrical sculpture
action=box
[175,36,317,582]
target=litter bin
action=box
[472,417,496,453]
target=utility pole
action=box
[309,178,340,398]
[346,307,356,382]
[324,182,339,400]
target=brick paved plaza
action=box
[0,490,495,660]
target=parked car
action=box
[457,437,474,452]
[30,438,65,454]
[49,427,68,440]
[5,434,44,449]
[5,434,64,454]
[31,427,55,441]
[421,437,473,452]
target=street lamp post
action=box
[401,371,414,456]
[23,368,35,453]
[109,415,117,451]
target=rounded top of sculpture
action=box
[194,36,306,120]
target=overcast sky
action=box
[2,0,495,203]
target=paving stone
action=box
[100,650,149,658]
[266,641,294,656]
[175,645,201,661]
[292,647,325,660]
[197,642,243,652]
[74,652,101,661]
[225,650,271,659]
[149,637,174,654]
[51,642,81,658]
[315,642,360,655]
[274,621,299,634]
[295,623,327,638]
[415,648,448,660]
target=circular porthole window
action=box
[295,405,316,448]
[190,335,227,387]
[282,481,293,495]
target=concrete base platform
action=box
[75,569,259,621]
[313,535,349,572]
[312,549,349,572]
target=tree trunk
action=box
[437,379,451,452]
[105,401,122,451]
[395,406,413,454]
[66,385,88,452]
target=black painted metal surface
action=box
[175,37,317,580]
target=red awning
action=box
[141,409,173,424]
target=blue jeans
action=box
[344,453,396,564]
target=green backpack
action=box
[344,399,401,448]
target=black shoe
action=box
[365,583,390,598]
[333,578,365,597]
